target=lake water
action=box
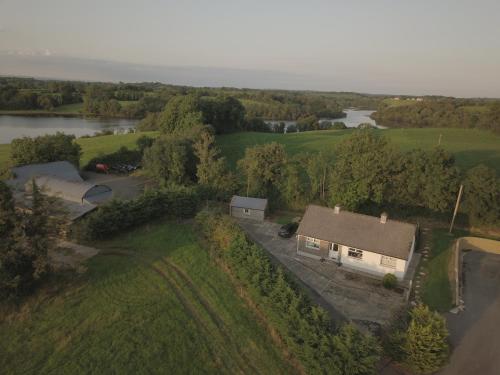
[265,109,380,130]
[0,116,138,144]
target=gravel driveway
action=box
[237,219,406,326]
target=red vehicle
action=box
[95,163,110,174]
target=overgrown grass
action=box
[421,229,466,311]
[0,221,293,374]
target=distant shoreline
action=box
[0,111,133,120]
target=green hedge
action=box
[84,146,141,170]
[195,209,381,375]
[74,187,200,240]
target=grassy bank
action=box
[0,220,293,374]
[421,229,466,311]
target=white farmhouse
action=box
[296,205,417,280]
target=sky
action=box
[1,0,500,97]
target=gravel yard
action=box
[238,218,407,326]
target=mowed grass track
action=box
[0,221,293,375]
[217,128,500,173]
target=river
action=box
[0,115,138,144]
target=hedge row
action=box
[74,187,200,240]
[195,210,381,375]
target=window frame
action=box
[305,236,321,250]
[243,208,250,215]
[347,247,363,260]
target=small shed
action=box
[230,195,268,221]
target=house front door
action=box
[329,243,340,261]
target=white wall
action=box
[339,245,407,280]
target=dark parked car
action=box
[278,222,299,238]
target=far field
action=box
[217,128,500,173]
[0,220,293,374]
[0,128,499,174]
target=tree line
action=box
[372,99,500,133]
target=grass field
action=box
[1,128,499,174]
[0,220,293,374]
[217,128,500,173]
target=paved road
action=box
[441,251,500,375]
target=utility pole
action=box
[449,184,464,233]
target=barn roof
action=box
[297,205,417,260]
[230,195,268,211]
[29,176,108,203]
[10,161,83,190]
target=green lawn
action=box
[1,128,499,174]
[0,221,293,374]
[217,128,500,173]
[77,131,158,166]
[421,229,466,311]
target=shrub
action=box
[73,186,201,240]
[10,132,81,167]
[382,273,398,289]
[195,209,381,375]
[332,121,347,129]
[383,304,449,374]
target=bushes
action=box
[195,209,381,375]
[10,132,82,167]
[383,305,449,374]
[382,273,398,289]
[74,187,200,240]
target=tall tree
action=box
[142,135,196,186]
[193,131,236,197]
[237,142,287,202]
[0,181,52,298]
[404,305,449,374]
[462,165,500,226]
[329,131,397,210]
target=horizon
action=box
[1,0,500,97]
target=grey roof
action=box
[230,195,268,211]
[297,205,417,260]
[9,161,83,190]
[30,176,110,203]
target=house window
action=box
[329,243,339,252]
[243,208,250,215]
[380,255,397,268]
[305,237,320,250]
[348,248,363,259]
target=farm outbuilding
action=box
[8,161,113,220]
[230,195,268,221]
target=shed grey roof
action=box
[29,176,110,203]
[297,205,417,260]
[230,195,268,211]
[9,161,83,190]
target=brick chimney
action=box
[380,212,388,224]
[334,204,341,214]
